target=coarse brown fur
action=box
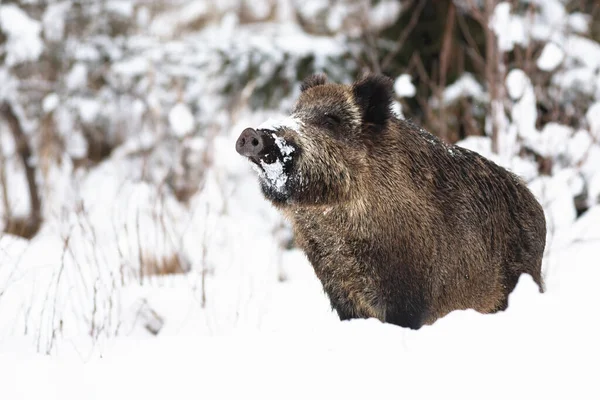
[236,74,546,329]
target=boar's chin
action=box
[251,158,295,205]
[259,180,292,205]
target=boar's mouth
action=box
[251,131,280,167]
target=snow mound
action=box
[169,103,195,138]
[394,74,416,98]
[442,73,486,105]
[0,5,43,66]
[537,42,564,71]
[587,102,600,141]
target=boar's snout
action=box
[236,128,265,158]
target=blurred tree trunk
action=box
[1,102,42,238]
[483,0,500,154]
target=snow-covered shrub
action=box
[371,1,600,217]
[0,0,363,353]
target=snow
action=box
[295,0,327,20]
[42,2,70,42]
[1,246,599,399]
[65,132,88,159]
[538,123,573,158]
[441,73,486,105]
[534,0,567,28]
[506,69,528,100]
[568,13,590,34]
[564,36,600,70]
[149,1,212,38]
[111,57,148,78]
[106,0,135,18]
[0,4,44,66]
[257,116,302,133]
[326,5,347,32]
[506,69,538,144]
[393,74,416,98]
[0,149,31,217]
[368,0,402,31]
[490,2,526,52]
[76,99,101,124]
[537,42,564,71]
[530,173,577,232]
[271,27,346,61]
[168,103,195,138]
[588,172,600,205]
[272,133,295,158]
[581,146,600,204]
[566,129,593,164]
[245,0,272,20]
[42,93,60,114]
[587,102,600,141]
[259,159,288,192]
[549,33,600,97]
[66,63,89,91]
[136,6,151,27]
[456,136,492,159]
[553,66,597,96]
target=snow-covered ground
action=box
[2,237,600,400]
[1,241,599,399]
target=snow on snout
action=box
[273,134,294,158]
[257,116,302,133]
[255,132,295,193]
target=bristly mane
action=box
[300,74,328,92]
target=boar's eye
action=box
[321,113,341,129]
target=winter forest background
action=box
[0,0,599,398]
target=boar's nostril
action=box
[236,127,264,157]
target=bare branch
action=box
[456,12,486,73]
[436,1,458,142]
[381,0,427,71]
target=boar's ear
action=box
[352,74,394,128]
[300,74,328,92]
